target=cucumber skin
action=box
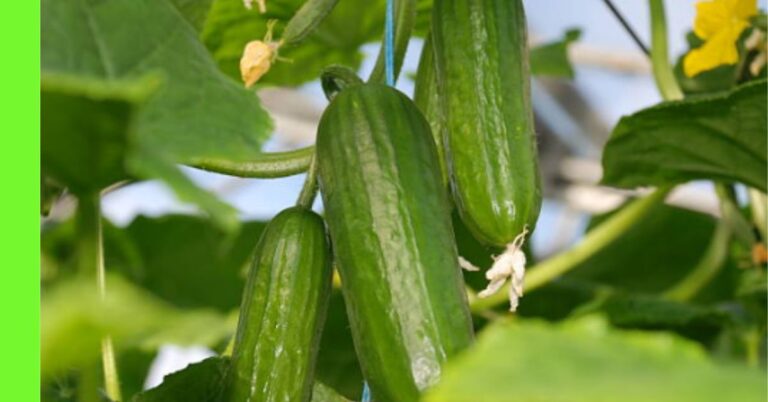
[413,33,449,187]
[432,0,542,247]
[316,84,474,402]
[226,207,333,402]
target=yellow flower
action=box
[683,0,758,77]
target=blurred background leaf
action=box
[530,28,581,78]
[41,275,230,378]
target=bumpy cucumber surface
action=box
[225,206,332,402]
[413,33,448,187]
[432,0,542,247]
[316,83,474,402]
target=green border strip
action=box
[1,0,40,399]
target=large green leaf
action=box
[425,317,766,402]
[169,0,216,31]
[202,0,384,86]
[41,71,238,228]
[41,0,273,164]
[530,29,581,78]
[601,80,767,191]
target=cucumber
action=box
[224,206,332,402]
[413,34,448,187]
[316,83,474,402]
[432,0,542,247]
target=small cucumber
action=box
[432,0,542,247]
[316,83,474,402]
[225,206,332,402]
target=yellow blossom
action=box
[240,40,279,88]
[239,20,281,88]
[683,0,758,77]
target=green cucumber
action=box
[316,83,474,402]
[432,0,542,247]
[413,34,448,187]
[225,206,332,402]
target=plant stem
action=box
[368,0,416,84]
[76,194,122,402]
[663,218,730,301]
[470,188,671,312]
[321,65,364,100]
[77,364,101,402]
[296,154,319,209]
[189,146,314,178]
[748,188,767,240]
[649,0,684,101]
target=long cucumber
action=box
[432,0,542,310]
[316,83,474,402]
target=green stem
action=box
[649,0,684,101]
[281,0,340,46]
[744,328,761,367]
[321,65,364,100]
[663,218,730,301]
[75,194,122,402]
[717,184,756,246]
[748,188,767,241]
[296,154,319,209]
[189,146,314,178]
[368,0,416,84]
[77,364,101,402]
[471,188,671,312]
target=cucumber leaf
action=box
[425,317,766,402]
[601,79,767,191]
[41,0,273,165]
[41,0,278,229]
[169,0,216,31]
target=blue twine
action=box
[360,4,394,400]
[384,0,395,86]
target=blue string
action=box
[384,0,395,86]
[361,3,393,399]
